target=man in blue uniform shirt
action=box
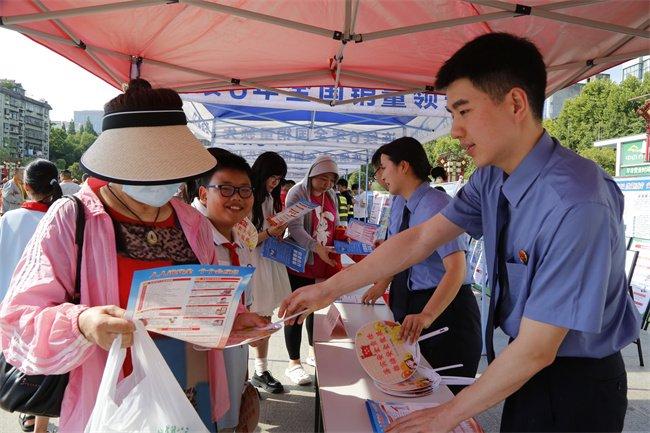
[280,32,639,432]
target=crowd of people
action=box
[0,32,640,433]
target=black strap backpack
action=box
[0,195,85,417]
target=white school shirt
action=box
[0,208,45,300]
[192,197,255,305]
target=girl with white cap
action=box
[283,155,342,385]
[0,79,265,432]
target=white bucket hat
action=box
[80,109,216,185]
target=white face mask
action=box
[122,183,182,207]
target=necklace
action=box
[107,184,162,246]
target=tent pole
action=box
[547,48,650,72]
[365,149,369,193]
[358,165,362,196]
[546,19,650,95]
[360,11,514,42]
[29,0,124,87]
[468,0,650,38]
[358,0,611,42]
[3,24,132,61]
[180,0,338,39]
[332,0,359,100]
[340,71,428,90]
[1,0,165,25]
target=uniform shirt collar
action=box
[502,131,556,207]
[211,223,245,249]
[405,181,430,213]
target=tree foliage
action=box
[545,75,649,153]
[423,135,476,179]
[48,124,97,175]
[67,120,76,135]
[68,162,84,181]
[82,118,97,135]
[0,79,24,92]
[578,147,617,175]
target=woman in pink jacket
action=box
[0,79,264,432]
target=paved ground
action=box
[1,323,648,432]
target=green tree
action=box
[545,75,650,153]
[83,118,97,135]
[347,164,372,191]
[423,135,476,179]
[49,127,74,165]
[67,120,76,135]
[0,146,11,164]
[578,147,617,176]
[0,79,24,92]
[55,158,67,170]
[69,131,96,162]
[68,162,84,181]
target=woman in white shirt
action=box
[0,159,62,433]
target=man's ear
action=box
[510,87,530,121]
[198,185,208,205]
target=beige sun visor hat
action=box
[81,92,216,185]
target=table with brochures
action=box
[312,287,455,432]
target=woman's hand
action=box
[78,305,135,350]
[361,279,390,305]
[267,223,288,238]
[314,243,336,266]
[399,311,435,344]
[232,312,270,331]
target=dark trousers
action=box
[501,351,627,432]
[284,273,315,360]
[390,283,482,394]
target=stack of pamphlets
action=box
[372,369,439,397]
[365,400,483,433]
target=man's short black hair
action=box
[351,183,359,190]
[336,178,348,188]
[199,147,252,187]
[436,33,547,120]
[61,169,72,177]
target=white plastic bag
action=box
[84,320,210,433]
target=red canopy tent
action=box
[1,0,648,106]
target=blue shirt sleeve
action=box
[436,233,468,259]
[441,172,484,239]
[523,202,614,333]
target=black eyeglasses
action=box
[207,184,254,198]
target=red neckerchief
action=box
[223,242,246,305]
[222,242,241,266]
[21,201,49,213]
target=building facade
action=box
[622,56,650,81]
[0,84,51,160]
